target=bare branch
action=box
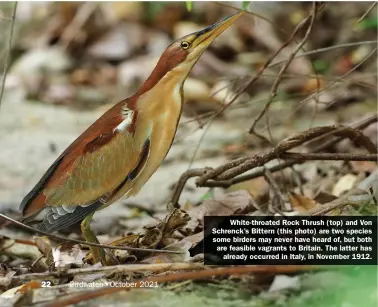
[171,118,377,206]
[280,152,378,161]
[268,40,378,68]
[218,125,376,181]
[357,2,377,23]
[249,2,318,137]
[171,168,206,207]
[0,2,17,111]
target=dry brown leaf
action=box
[301,78,326,94]
[16,281,41,294]
[289,192,322,214]
[4,283,34,307]
[313,191,338,204]
[34,236,54,266]
[160,209,191,246]
[228,177,269,202]
[179,232,204,250]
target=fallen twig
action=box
[11,263,205,282]
[0,213,182,254]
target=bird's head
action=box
[138,11,244,94]
[166,10,244,70]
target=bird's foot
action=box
[84,248,118,266]
[80,213,118,266]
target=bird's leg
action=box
[80,212,107,265]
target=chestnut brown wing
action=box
[43,131,142,207]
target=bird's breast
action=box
[138,85,182,174]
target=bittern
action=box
[20,11,244,265]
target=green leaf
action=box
[312,59,330,73]
[185,1,193,12]
[242,1,251,10]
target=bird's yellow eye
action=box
[180,41,191,50]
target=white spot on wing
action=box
[115,107,134,132]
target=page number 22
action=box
[41,280,53,287]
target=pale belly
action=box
[130,107,181,194]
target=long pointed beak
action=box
[193,10,245,48]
